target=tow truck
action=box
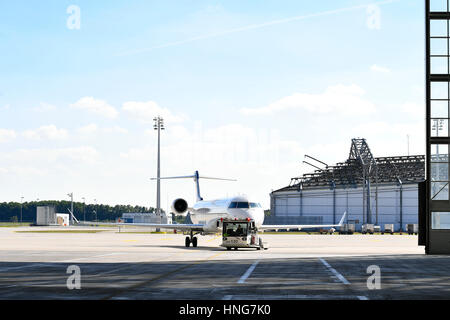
[221,218,267,250]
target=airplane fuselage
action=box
[189,196,265,233]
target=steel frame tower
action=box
[349,138,378,226]
[425,0,450,254]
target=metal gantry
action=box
[425,0,450,253]
[348,138,378,224]
[285,139,425,225]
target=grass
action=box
[0,222,32,228]
[15,230,108,234]
[115,231,169,234]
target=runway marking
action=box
[103,251,226,300]
[83,251,188,278]
[61,252,125,263]
[319,258,350,285]
[206,236,221,242]
[238,260,260,284]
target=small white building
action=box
[56,213,70,226]
[36,206,57,226]
[36,207,71,226]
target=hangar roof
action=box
[274,139,425,193]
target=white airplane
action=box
[88,171,346,248]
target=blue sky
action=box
[0,0,425,210]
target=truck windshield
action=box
[223,223,248,237]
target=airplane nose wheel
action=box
[185,233,198,248]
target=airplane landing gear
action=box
[185,231,198,248]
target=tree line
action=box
[0,200,161,223]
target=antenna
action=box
[407,134,410,156]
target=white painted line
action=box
[319,258,350,285]
[238,260,260,284]
[61,252,125,263]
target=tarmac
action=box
[0,226,449,300]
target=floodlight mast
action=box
[67,192,74,225]
[20,196,24,223]
[154,116,165,224]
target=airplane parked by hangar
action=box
[80,171,346,250]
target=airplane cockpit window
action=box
[228,202,237,208]
[229,202,255,209]
[236,202,250,209]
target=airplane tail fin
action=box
[151,171,236,202]
[338,211,347,227]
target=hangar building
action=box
[268,138,425,232]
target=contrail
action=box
[117,0,401,56]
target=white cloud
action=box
[1,146,99,165]
[349,120,425,157]
[77,123,128,136]
[120,122,303,208]
[370,64,391,73]
[400,102,424,118]
[122,101,187,123]
[0,129,16,143]
[71,97,119,119]
[240,84,376,116]
[77,123,98,135]
[23,125,68,140]
[8,166,47,177]
[103,126,128,134]
[32,102,57,112]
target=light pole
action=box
[406,134,410,156]
[94,198,97,221]
[20,196,24,223]
[153,116,165,225]
[82,197,86,222]
[67,192,74,225]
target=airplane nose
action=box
[247,209,262,222]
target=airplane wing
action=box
[259,211,347,231]
[77,221,206,232]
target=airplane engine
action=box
[171,198,189,215]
